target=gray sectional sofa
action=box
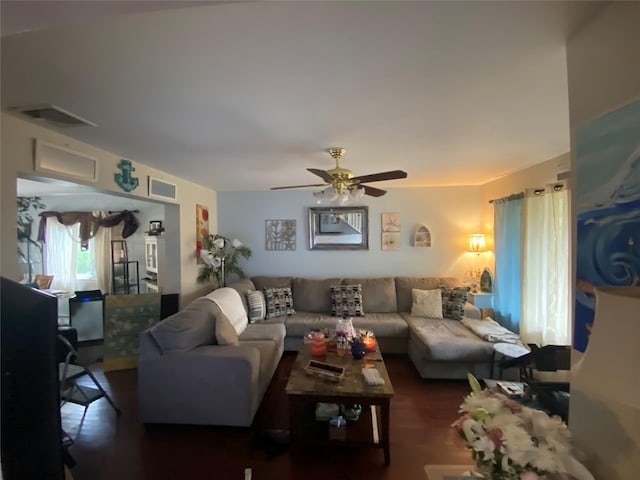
[138,275,497,427]
[232,276,495,379]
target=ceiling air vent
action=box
[13,104,97,127]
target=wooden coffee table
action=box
[285,344,395,464]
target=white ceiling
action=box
[1,1,603,193]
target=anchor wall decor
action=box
[115,159,139,192]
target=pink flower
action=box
[520,472,539,480]
[485,428,504,449]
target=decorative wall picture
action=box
[381,232,400,250]
[381,213,400,232]
[414,224,431,247]
[196,204,209,263]
[574,99,640,352]
[114,159,139,192]
[265,219,296,251]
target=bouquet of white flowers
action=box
[197,234,251,286]
[450,374,593,480]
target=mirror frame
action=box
[308,206,369,250]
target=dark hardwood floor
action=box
[62,353,473,480]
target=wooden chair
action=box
[35,274,54,290]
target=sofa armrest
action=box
[464,302,482,319]
[138,344,261,426]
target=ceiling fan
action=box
[270,147,407,198]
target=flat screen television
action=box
[1,276,64,479]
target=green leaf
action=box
[467,373,482,394]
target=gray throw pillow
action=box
[264,287,295,318]
[441,286,470,320]
[331,284,365,317]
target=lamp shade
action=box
[468,233,486,253]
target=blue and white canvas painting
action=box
[574,99,640,352]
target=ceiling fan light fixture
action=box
[349,187,365,201]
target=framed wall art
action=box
[265,219,296,251]
[381,232,400,250]
[381,213,400,232]
[196,204,209,262]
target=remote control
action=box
[362,368,385,385]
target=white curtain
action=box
[92,211,112,294]
[44,220,79,292]
[521,186,570,345]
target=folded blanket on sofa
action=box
[461,317,522,344]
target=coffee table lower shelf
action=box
[288,395,390,464]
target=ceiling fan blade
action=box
[307,168,334,183]
[351,170,407,184]
[270,183,327,190]
[362,185,387,197]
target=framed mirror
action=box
[308,206,369,250]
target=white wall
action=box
[566,3,640,479]
[218,186,484,280]
[1,113,217,306]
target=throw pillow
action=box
[410,288,443,318]
[246,290,266,323]
[441,286,470,320]
[214,311,240,346]
[330,284,365,317]
[264,287,295,318]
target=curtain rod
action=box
[488,183,564,203]
[108,209,139,214]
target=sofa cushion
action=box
[205,288,249,335]
[330,284,365,317]
[264,287,295,318]
[251,276,292,291]
[227,278,256,314]
[246,290,266,323]
[283,312,340,337]
[441,287,470,320]
[343,277,397,313]
[293,277,341,313]
[351,313,409,338]
[411,288,443,318]
[149,297,233,354]
[239,323,286,353]
[395,277,442,312]
[407,316,493,361]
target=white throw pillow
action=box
[246,290,266,323]
[411,288,443,318]
[205,287,249,335]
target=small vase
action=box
[350,339,366,359]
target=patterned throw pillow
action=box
[330,284,365,317]
[410,288,443,318]
[441,286,470,320]
[246,290,266,323]
[264,287,295,319]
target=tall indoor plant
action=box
[197,234,251,286]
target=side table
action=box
[468,293,494,319]
[491,342,530,379]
